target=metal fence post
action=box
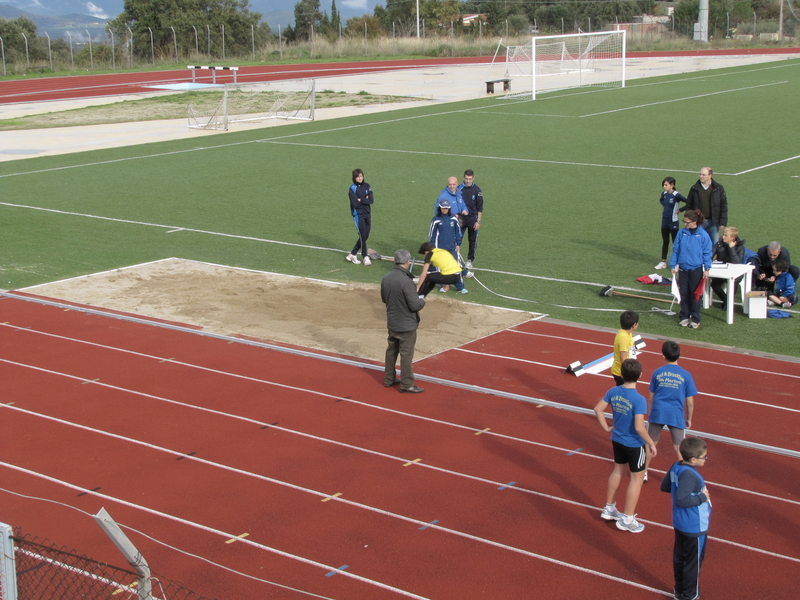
[93,509,151,600]
[0,522,19,600]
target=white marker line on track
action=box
[5,319,800,471]
[454,347,800,415]
[0,464,676,597]
[0,398,800,597]
[0,462,432,600]
[579,81,787,117]
[3,347,800,511]
[507,329,800,378]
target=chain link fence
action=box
[5,526,216,600]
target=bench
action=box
[485,78,511,94]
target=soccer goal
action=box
[503,30,626,100]
[188,78,316,131]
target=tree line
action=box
[287,0,793,41]
[0,0,793,72]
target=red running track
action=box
[0,57,493,104]
[1,292,798,600]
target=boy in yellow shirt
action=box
[611,311,639,386]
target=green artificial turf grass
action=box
[1,58,799,357]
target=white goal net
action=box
[503,30,626,99]
[188,79,316,131]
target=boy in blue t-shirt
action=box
[661,437,711,600]
[594,359,658,533]
[644,341,698,479]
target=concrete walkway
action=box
[0,53,796,163]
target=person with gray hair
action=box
[380,249,426,393]
[755,241,800,292]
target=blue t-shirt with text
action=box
[603,386,648,448]
[649,364,698,429]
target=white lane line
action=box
[0,462,432,600]
[579,81,787,117]
[0,201,345,255]
[260,139,696,174]
[4,402,797,597]
[734,154,800,175]
[507,329,800,379]
[454,348,800,415]
[3,353,799,513]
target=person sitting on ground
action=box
[768,260,798,308]
[710,226,745,308]
[755,242,800,292]
[416,242,471,296]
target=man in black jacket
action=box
[458,169,484,268]
[686,167,727,245]
[755,242,800,292]
[381,249,426,393]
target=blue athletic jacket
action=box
[429,211,462,252]
[661,462,711,536]
[670,226,712,271]
[434,186,467,216]
[775,272,796,298]
[349,181,374,216]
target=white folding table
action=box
[703,263,755,324]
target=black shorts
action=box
[612,440,647,473]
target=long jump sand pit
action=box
[22,258,537,362]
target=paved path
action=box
[1,53,797,163]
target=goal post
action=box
[189,78,316,131]
[504,30,626,100]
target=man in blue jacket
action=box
[434,176,467,219]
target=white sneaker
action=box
[346,254,361,264]
[458,288,469,294]
[616,514,645,533]
[465,260,473,269]
[600,504,621,521]
[363,256,372,266]
[439,286,448,293]
[679,319,690,327]
[465,271,474,278]
[655,261,667,270]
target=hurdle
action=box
[566,335,646,376]
[188,66,239,84]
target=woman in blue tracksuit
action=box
[346,168,374,265]
[670,210,712,329]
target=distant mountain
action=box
[1,0,381,41]
[0,0,121,19]
[0,4,110,40]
